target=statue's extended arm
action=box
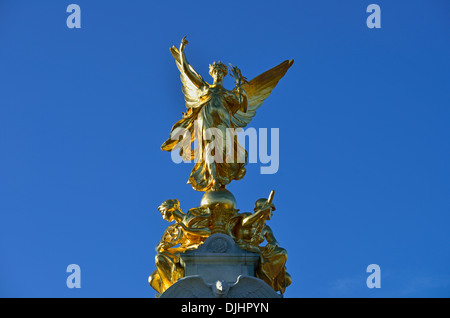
[156,226,180,252]
[179,36,204,89]
[241,203,271,227]
[156,240,176,253]
[263,226,279,246]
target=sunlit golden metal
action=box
[227,191,292,294]
[161,36,293,192]
[150,37,293,295]
[149,199,211,293]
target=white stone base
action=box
[159,234,281,298]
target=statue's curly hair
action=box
[209,61,228,77]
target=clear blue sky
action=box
[1,0,449,297]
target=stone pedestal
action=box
[180,233,259,284]
[159,234,281,298]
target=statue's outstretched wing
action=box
[231,59,294,128]
[170,46,208,109]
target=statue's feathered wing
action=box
[231,59,294,128]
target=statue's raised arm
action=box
[169,36,207,109]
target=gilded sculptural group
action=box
[149,37,293,295]
[149,191,291,294]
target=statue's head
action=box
[254,198,276,220]
[158,199,180,221]
[209,61,227,82]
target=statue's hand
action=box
[229,65,247,86]
[156,242,169,253]
[237,86,248,96]
[180,36,189,51]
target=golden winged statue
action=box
[151,37,293,296]
[161,36,293,192]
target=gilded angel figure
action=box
[161,36,293,192]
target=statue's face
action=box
[254,199,275,220]
[210,67,225,82]
[254,199,268,211]
[162,210,174,222]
